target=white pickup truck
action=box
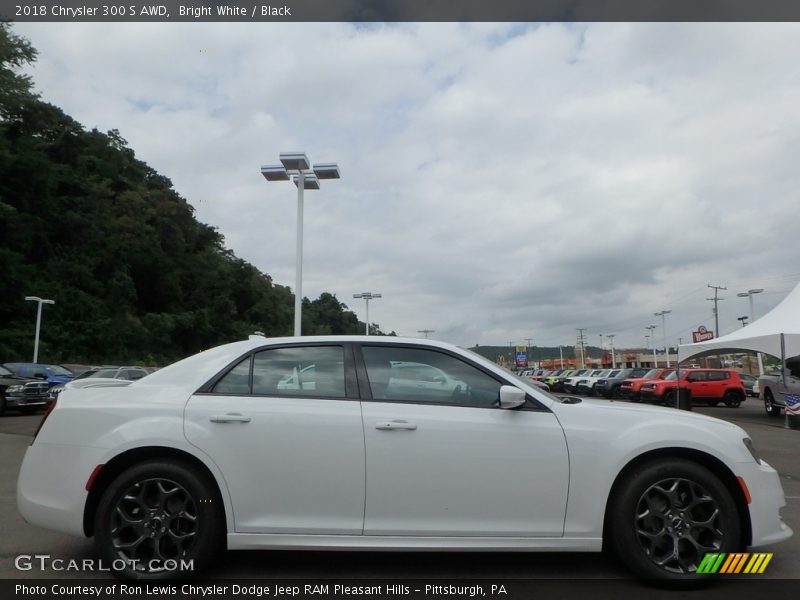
[758,362,800,417]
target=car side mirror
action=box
[499,385,526,409]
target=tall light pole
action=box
[558,345,564,369]
[646,325,658,367]
[607,334,616,368]
[25,296,54,363]
[353,292,381,335]
[738,288,765,375]
[417,329,435,338]
[261,153,340,336]
[654,310,672,367]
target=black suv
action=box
[594,368,650,399]
[0,365,51,415]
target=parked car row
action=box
[517,366,750,408]
[0,362,155,415]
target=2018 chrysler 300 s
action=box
[17,336,792,583]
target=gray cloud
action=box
[16,22,800,350]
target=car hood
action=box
[552,397,741,430]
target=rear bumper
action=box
[17,442,101,537]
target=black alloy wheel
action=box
[723,391,742,409]
[94,459,224,580]
[609,458,741,585]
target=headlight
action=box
[743,437,762,464]
[6,385,24,393]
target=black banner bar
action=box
[3,0,800,23]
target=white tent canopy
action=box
[678,282,800,362]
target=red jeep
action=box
[639,368,746,408]
[619,368,675,402]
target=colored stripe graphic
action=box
[697,552,773,574]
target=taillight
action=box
[32,398,57,443]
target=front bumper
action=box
[5,392,51,409]
[738,459,793,547]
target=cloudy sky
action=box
[13,22,800,350]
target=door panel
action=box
[357,344,569,537]
[184,345,365,534]
[361,402,569,536]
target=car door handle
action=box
[375,420,418,431]
[209,413,252,423]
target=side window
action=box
[707,371,727,381]
[252,346,345,398]
[362,346,502,408]
[687,371,708,382]
[212,356,252,394]
[129,369,148,380]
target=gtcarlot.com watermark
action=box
[14,554,194,573]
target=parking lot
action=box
[0,398,797,584]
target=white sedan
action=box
[17,336,791,583]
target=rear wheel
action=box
[609,458,742,585]
[663,391,676,407]
[764,389,781,417]
[94,459,224,580]
[723,391,742,408]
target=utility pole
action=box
[707,284,727,338]
[646,325,658,367]
[576,328,587,367]
[417,329,435,338]
[607,334,616,368]
[599,333,604,367]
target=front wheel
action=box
[609,458,742,585]
[764,389,781,417]
[94,459,224,580]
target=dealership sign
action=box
[515,346,528,368]
[692,325,715,343]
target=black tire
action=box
[723,391,742,409]
[663,391,675,407]
[764,389,781,417]
[608,458,742,586]
[0,391,6,416]
[94,459,224,580]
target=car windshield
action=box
[47,365,73,376]
[86,369,119,378]
[664,371,680,380]
[642,369,660,379]
[0,366,13,376]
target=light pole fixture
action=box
[646,325,658,367]
[353,292,381,335]
[261,152,340,336]
[654,310,672,367]
[25,296,55,363]
[417,329,435,338]
[737,316,749,328]
[737,288,764,374]
[607,334,616,368]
